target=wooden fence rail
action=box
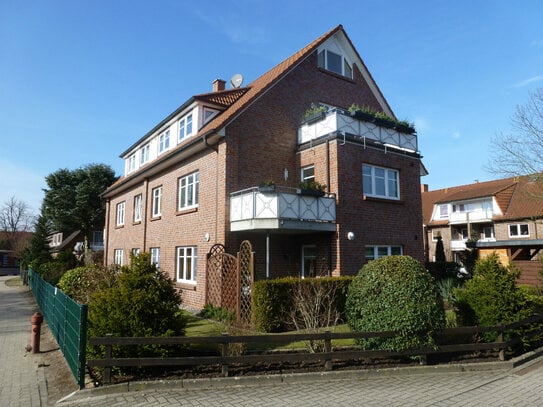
[88,314,543,384]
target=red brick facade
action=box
[103,26,424,309]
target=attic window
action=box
[318,49,353,79]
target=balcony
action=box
[298,108,418,153]
[230,186,336,232]
[449,210,494,225]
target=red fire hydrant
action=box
[30,312,44,353]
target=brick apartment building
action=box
[103,25,426,309]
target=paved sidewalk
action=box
[0,275,78,406]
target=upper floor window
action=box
[140,143,150,165]
[365,245,402,261]
[439,204,449,218]
[203,108,219,124]
[178,172,199,210]
[509,223,529,237]
[116,202,125,226]
[152,186,162,218]
[318,49,353,79]
[179,114,193,141]
[301,165,315,182]
[363,164,399,200]
[483,226,494,240]
[177,246,197,283]
[127,154,136,173]
[159,130,170,154]
[133,194,142,222]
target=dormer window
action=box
[127,154,136,173]
[140,143,150,166]
[179,113,193,142]
[159,130,170,154]
[318,49,353,79]
[203,108,219,124]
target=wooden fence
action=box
[87,314,543,384]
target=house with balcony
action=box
[422,175,543,285]
[102,25,426,309]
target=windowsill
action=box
[177,282,197,291]
[363,195,403,204]
[115,224,125,229]
[132,221,142,226]
[176,206,198,216]
[317,67,355,83]
[150,216,162,222]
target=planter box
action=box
[258,185,276,194]
[297,188,325,197]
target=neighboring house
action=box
[422,175,543,285]
[0,231,32,269]
[48,230,104,258]
[102,25,426,309]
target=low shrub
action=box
[57,265,118,304]
[252,276,353,333]
[346,255,445,351]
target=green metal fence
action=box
[28,269,88,389]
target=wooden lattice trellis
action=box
[206,241,254,326]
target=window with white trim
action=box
[140,143,150,165]
[152,186,162,218]
[134,194,142,222]
[116,202,125,226]
[363,164,399,200]
[203,108,218,124]
[438,204,449,218]
[302,245,317,278]
[114,249,124,265]
[365,245,402,261]
[176,246,197,283]
[150,247,160,269]
[509,223,529,237]
[158,130,170,154]
[127,154,136,173]
[132,248,140,256]
[317,49,353,79]
[178,172,199,210]
[431,230,442,242]
[301,165,315,182]
[483,226,494,240]
[178,114,193,141]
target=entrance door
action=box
[302,245,317,278]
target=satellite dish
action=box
[230,73,244,88]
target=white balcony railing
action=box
[230,187,336,232]
[298,109,418,152]
[448,210,494,224]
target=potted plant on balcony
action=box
[372,111,396,129]
[297,180,326,197]
[394,119,416,134]
[348,104,376,122]
[302,104,327,124]
[258,180,276,194]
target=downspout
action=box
[326,139,332,276]
[203,130,219,244]
[142,178,149,252]
[103,199,110,266]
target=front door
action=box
[302,245,317,278]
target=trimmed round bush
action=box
[346,255,445,351]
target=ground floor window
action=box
[365,245,402,261]
[302,245,317,278]
[176,246,197,283]
[150,247,160,269]
[114,249,124,265]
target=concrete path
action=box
[0,275,46,406]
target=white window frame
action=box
[152,186,162,218]
[127,154,136,173]
[132,248,140,256]
[509,223,530,238]
[317,49,353,79]
[203,108,218,124]
[431,230,442,242]
[482,226,495,240]
[176,246,197,283]
[133,194,142,222]
[150,247,160,269]
[140,143,150,165]
[178,172,199,210]
[439,204,449,218]
[301,165,315,182]
[114,249,124,265]
[158,130,170,154]
[365,245,403,261]
[178,113,193,142]
[116,202,125,226]
[362,164,400,200]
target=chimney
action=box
[213,79,226,92]
[421,184,429,193]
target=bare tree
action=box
[487,88,543,177]
[0,196,33,233]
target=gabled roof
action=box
[422,175,543,225]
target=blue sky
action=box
[1,0,542,214]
